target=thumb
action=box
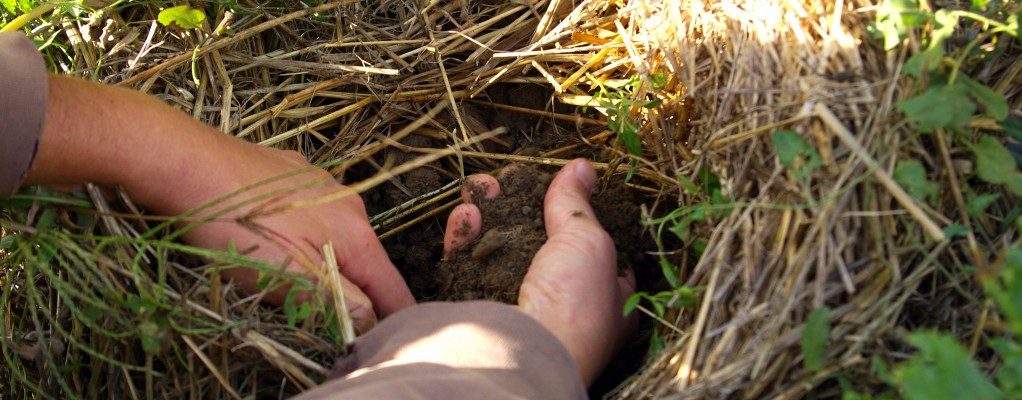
[544,159,602,237]
[533,157,616,282]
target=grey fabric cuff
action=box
[0,32,48,197]
[297,301,586,400]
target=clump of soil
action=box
[436,163,655,304]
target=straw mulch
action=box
[1,0,1017,398]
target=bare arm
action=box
[6,60,414,327]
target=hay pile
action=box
[1,0,1018,398]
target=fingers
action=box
[444,204,483,256]
[226,261,379,334]
[444,174,501,255]
[461,174,500,204]
[337,230,417,317]
[334,272,378,334]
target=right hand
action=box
[442,159,637,384]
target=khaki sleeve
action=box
[0,32,48,197]
[296,301,587,400]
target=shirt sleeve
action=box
[295,301,587,400]
[0,32,48,197]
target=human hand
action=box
[22,76,415,332]
[137,140,415,331]
[442,159,637,384]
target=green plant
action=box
[157,4,206,29]
[772,130,823,180]
[886,245,1022,400]
[592,73,664,181]
[839,1,1022,398]
[802,307,832,373]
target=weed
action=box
[591,73,664,181]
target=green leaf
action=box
[988,247,1022,336]
[1,0,32,13]
[669,207,707,242]
[623,293,643,316]
[75,211,95,229]
[650,72,667,90]
[1004,118,1022,142]
[872,0,924,50]
[672,286,701,308]
[296,301,313,322]
[1007,173,1022,197]
[691,239,707,257]
[772,130,822,179]
[677,175,700,195]
[1006,13,1021,39]
[648,330,664,357]
[931,10,959,43]
[158,5,207,29]
[873,355,894,384]
[893,160,938,204]
[1,0,16,14]
[698,166,722,194]
[991,338,1022,396]
[0,235,13,250]
[138,320,166,355]
[959,75,1009,121]
[904,46,943,78]
[971,0,991,10]
[0,196,32,208]
[650,296,665,316]
[966,192,1001,217]
[801,307,831,372]
[617,120,643,156]
[974,135,1017,184]
[942,224,969,238]
[902,11,957,76]
[625,159,638,183]
[893,331,1003,400]
[659,257,679,288]
[897,84,975,132]
[284,286,301,326]
[36,209,57,230]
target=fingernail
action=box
[571,159,596,193]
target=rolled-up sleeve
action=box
[0,32,48,196]
[296,301,587,400]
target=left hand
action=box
[23,75,416,332]
[159,142,416,331]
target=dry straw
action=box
[0,0,1017,398]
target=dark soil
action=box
[435,163,655,304]
[436,165,551,303]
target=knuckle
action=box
[550,223,617,261]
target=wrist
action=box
[120,127,253,216]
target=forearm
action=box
[24,75,250,214]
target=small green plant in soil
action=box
[591,73,664,181]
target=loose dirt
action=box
[435,163,656,303]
